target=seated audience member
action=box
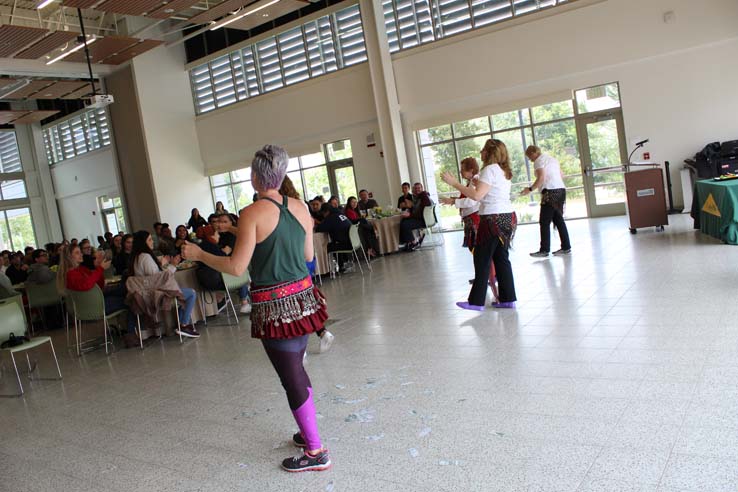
[0,269,16,298]
[215,201,228,214]
[400,182,433,251]
[157,224,177,256]
[57,244,138,348]
[26,249,55,285]
[217,214,237,254]
[111,235,123,257]
[23,246,35,265]
[104,232,114,250]
[309,199,323,223]
[130,231,199,338]
[1,250,10,274]
[6,252,29,284]
[195,220,252,314]
[345,197,379,258]
[344,196,361,222]
[397,182,414,211]
[314,195,326,204]
[316,203,352,272]
[50,244,62,267]
[27,249,62,329]
[79,239,96,270]
[187,208,207,231]
[97,236,107,250]
[357,189,379,211]
[174,225,189,255]
[113,234,133,276]
[196,214,219,242]
[70,238,78,247]
[328,195,344,213]
[44,243,57,266]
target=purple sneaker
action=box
[456,301,485,311]
[491,301,516,309]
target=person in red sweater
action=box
[56,244,137,348]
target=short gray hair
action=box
[251,144,289,190]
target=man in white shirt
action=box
[521,146,571,257]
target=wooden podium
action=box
[624,167,668,234]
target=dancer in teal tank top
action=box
[182,145,330,473]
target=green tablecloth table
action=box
[695,178,738,244]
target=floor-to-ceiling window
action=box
[0,131,36,250]
[209,139,358,212]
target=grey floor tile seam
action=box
[652,361,706,490]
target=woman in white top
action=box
[130,230,199,338]
[442,139,517,310]
[441,157,499,301]
[521,145,571,257]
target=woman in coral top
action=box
[56,244,137,347]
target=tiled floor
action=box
[2,214,738,491]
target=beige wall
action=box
[50,147,121,241]
[195,65,393,205]
[392,0,738,206]
[131,44,212,226]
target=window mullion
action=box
[274,35,288,87]
[329,13,344,69]
[300,24,313,79]
[391,0,403,50]
[252,45,266,94]
[467,0,476,29]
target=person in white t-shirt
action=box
[440,157,499,301]
[521,146,571,257]
[442,139,518,310]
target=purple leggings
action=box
[262,335,322,450]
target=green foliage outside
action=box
[5,209,36,250]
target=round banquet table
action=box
[368,215,403,255]
[313,232,330,276]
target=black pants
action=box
[400,218,424,244]
[539,203,571,252]
[469,237,516,305]
[328,241,352,268]
[357,221,379,254]
[262,336,311,410]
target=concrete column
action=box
[360,0,411,199]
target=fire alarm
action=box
[643,152,650,160]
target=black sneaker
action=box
[529,251,550,258]
[292,432,306,448]
[552,248,572,256]
[281,449,331,472]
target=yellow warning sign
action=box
[702,193,721,217]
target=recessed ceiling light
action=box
[164,8,174,12]
[44,93,53,96]
[262,13,268,17]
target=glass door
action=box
[577,111,627,217]
[327,160,357,205]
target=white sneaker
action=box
[240,302,252,314]
[319,331,335,353]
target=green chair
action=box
[0,299,62,396]
[25,280,63,337]
[4,293,28,331]
[329,224,371,278]
[221,269,250,326]
[68,285,126,356]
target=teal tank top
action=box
[250,195,309,285]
